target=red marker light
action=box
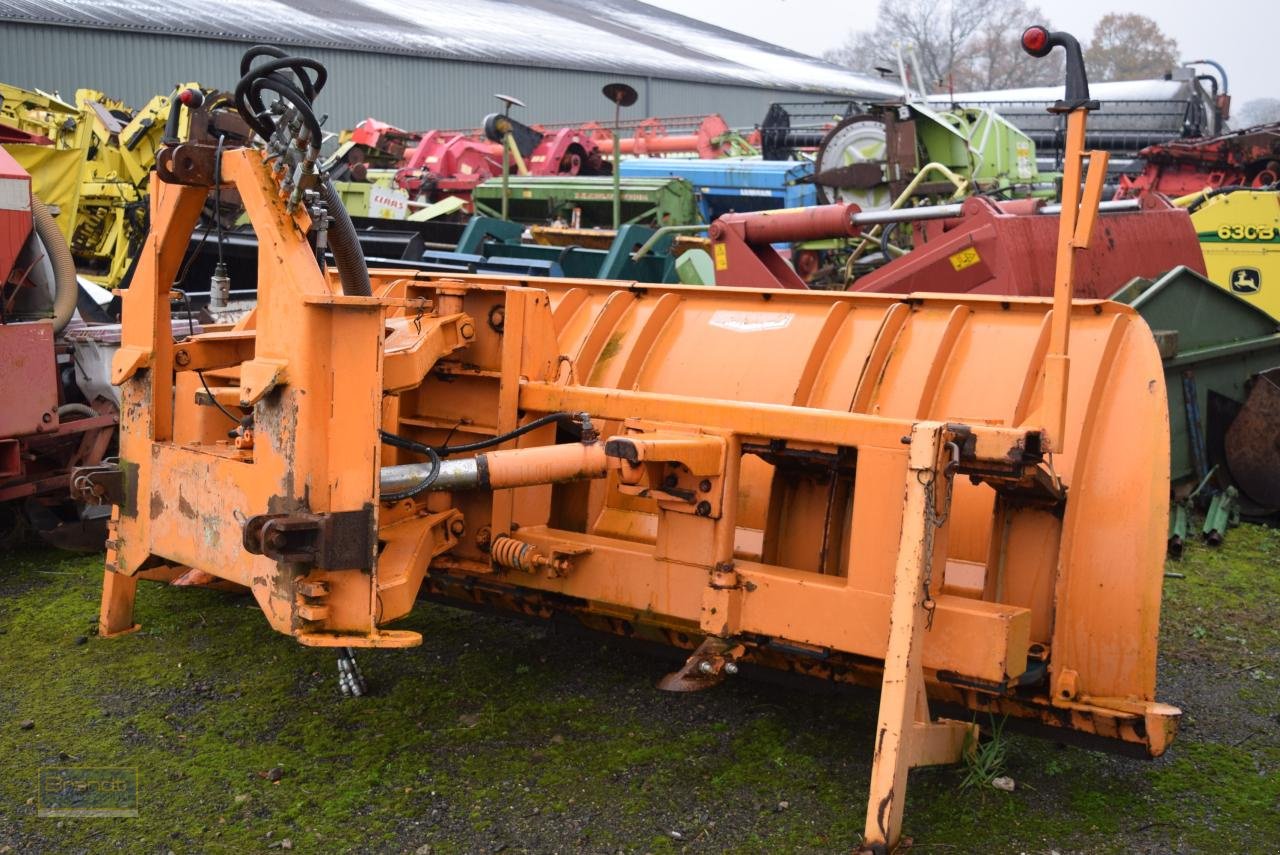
[1021,26,1050,57]
[177,89,203,107]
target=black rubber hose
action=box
[380,412,576,459]
[241,55,326,100]
[376,413,576,501]
[233,47,367,296]
[247,77,323,143]
[234,49,325,139]
[237,73,318,141]
[240,44,288,75]
[30,197,78,335]
[878,220,901,259]
[319,178,372,297]
[435,412,578,455]
[234,65,279,139]
[239,46,326,97]
[378,431,442,501]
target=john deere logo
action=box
[1230,267,1261,294]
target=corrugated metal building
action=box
[0,0,896,133]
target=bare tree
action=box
[963,6,1063,91]
[1234,98,1280,129]
[823,29,890,80]
[1084,14,1179,81]
[823,0,1060,94]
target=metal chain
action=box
[411,296,427,335]
[918,441,959,630]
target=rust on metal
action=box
[1224,367,1280,510]
[242,507,376,570]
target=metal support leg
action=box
[99,569,141,638]
[860,423,975,853]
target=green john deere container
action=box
[1111,265,1280,493]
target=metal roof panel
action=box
[0,0,901,96]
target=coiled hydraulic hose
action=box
[234,46,371,297]
[57,403,98,421]
[233,46,327,140]
[30,197,78,335]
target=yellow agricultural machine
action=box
[1,80,214,288]
[75,33,1180,851]
[1183,188,1280,320]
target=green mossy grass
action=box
[0,524,1276,853]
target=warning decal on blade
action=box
[949,247,981,271]
[708,310,794,333]
[713,243,728,270]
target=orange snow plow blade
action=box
[79,33,1178,853]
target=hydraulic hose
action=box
[30,197,78,335]
[380,443,441,502]
[381,412,577,460]
[378,412,581,501]
[246,76,323,143]
[57,403,98,420]
[319,177,372,296]
[234,48,325,148]
[234,45,370,297]
[234,46,327,140]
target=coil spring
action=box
[490,536,534,573]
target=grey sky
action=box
[642,0,1275,109]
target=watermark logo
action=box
[37,768,138,818]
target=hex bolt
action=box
[698,479,712,493]
[662,474,679,489]
[578,412,598,443]
[174,350,191,367]
[723,662,739,675]
[449,518,466,537]
[695,500,712,517]
[487,305,506,333]
[697,660,714,675]
[459,321,475,340]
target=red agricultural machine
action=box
[0,146,115,547]
[712,195,1205,294]
[331,105,612,207]
[1116,121,1280,198]
[330,109,755,208]
[560,113,757,159]
[0,79,248,547]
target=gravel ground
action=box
[0,524,1277,854]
